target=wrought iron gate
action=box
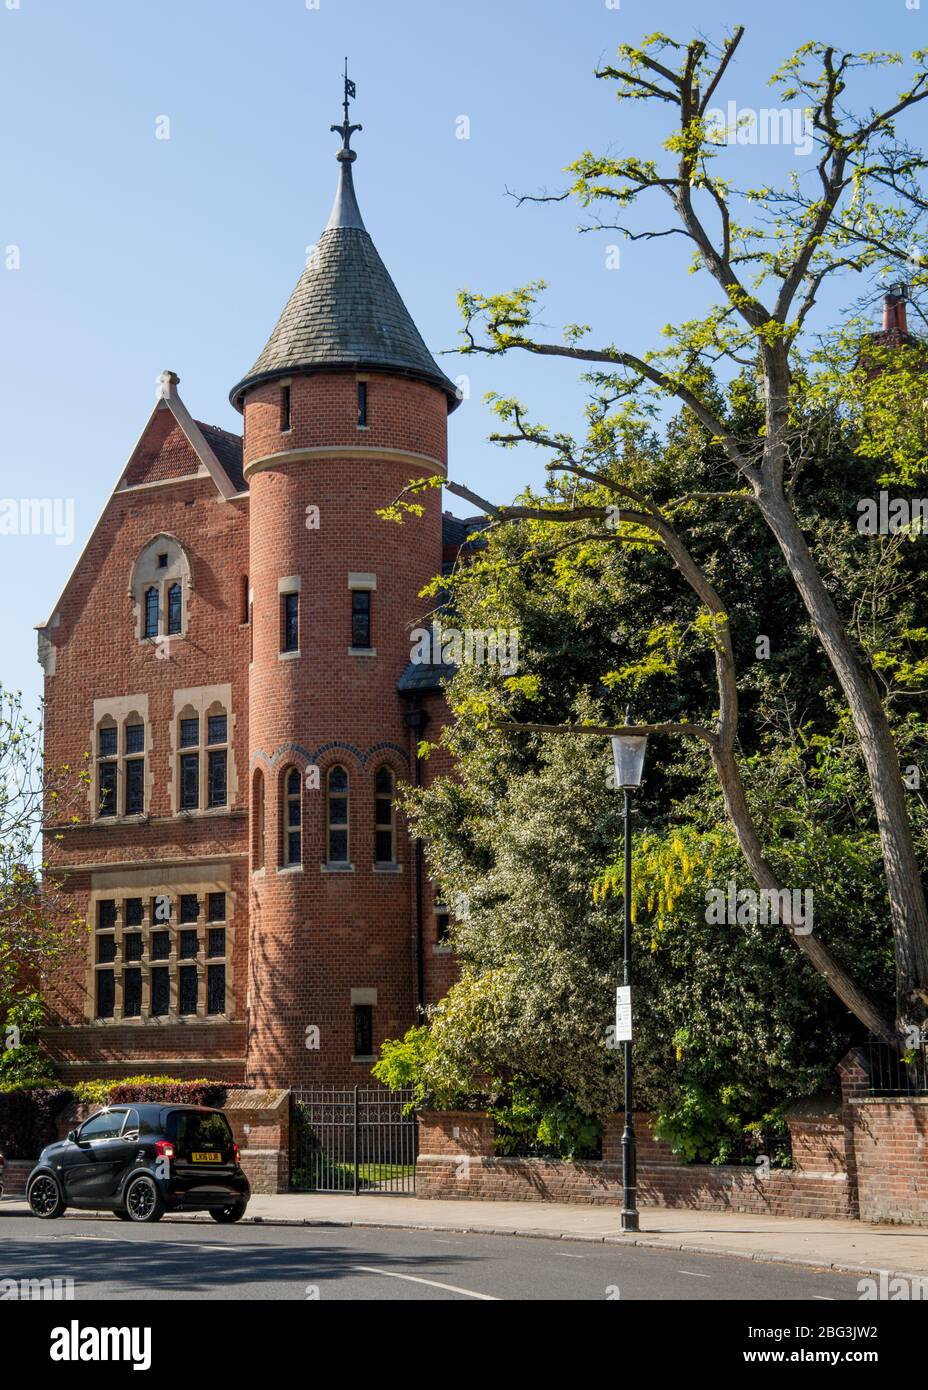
[290,1087,418,1194]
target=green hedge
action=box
[0,1076,248,1159]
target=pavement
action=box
[5,1190,926,1281]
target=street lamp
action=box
[611,728,648,1233]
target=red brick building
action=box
[36,108,465,1087]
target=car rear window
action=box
[166,1110,234,1158]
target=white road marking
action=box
[678,1269,712,1278]
[53,1234,238,1253]
[812,1295,835,1301]
[353,1264,499,1300]
[560,1252,586,1259]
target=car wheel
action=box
[114,1209,133,1220]
[123,1175,165,1223]
[28,1174,65,1219]
[210,1202,247,1223]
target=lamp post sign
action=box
[615,985,632,1042]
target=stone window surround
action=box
[130,534,191,643]
[347,573,376,657]
[85,867,235,1025]
[90,695,152,825]
[168,684,237,817]
[278,575,301,660]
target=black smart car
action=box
[26,1103,250,1224]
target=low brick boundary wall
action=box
[416,1104,855,1219]
[1,1159,34,1198]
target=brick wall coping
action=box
[849,1094,928,1106]
[223,1088,288,1112]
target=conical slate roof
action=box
[230,154,459,410]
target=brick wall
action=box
[416,1106,855,1219]
[839,1048,928,1224]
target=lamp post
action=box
[611,729,648,1233]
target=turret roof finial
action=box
[331,58,362,161]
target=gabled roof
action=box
[36,373,245,651]
[229,153,459,411]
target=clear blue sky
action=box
[1,0,924,717]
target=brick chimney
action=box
[872,284,916,349]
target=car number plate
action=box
[192,1151,221,1163]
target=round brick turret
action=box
[232,120,456,1086]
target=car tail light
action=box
[232,1143,240,1164]
[155,1140,176,1162]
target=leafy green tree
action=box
[0,686,87,1069]
[387,29,928,1036]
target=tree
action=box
[388,29,928,1036]
[0,686,87,1059]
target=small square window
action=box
[125,898,143,927]
[179,893,199,924]
[124,932,143,962]
[157,553,168,569]
[207,927,226,958]
[97,900,116,930]
[207,892,226,923]
[180,718,199,748]
[207,714,227,746]
[179,929,199,959]
[151,931,171,961]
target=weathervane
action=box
[331,58,361,158]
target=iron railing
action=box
[862,1041,928,1096]
[290,1086,417,1194]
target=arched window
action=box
[131,536,190,642]
[252,769,265,870]
[283,767,302,867]
[144,587,159,638]
[167,582,182,635]
[327,766,349,864]
[374,766,395,864]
